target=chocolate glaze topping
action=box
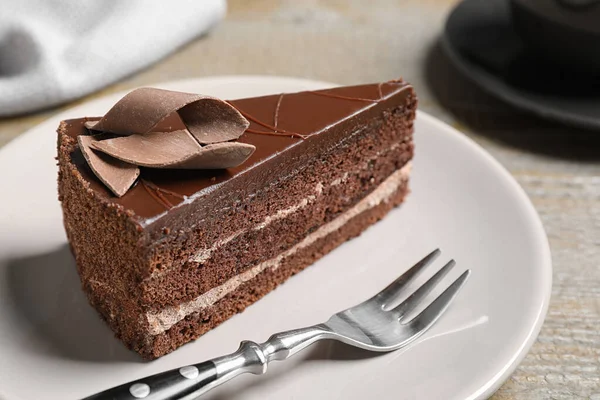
[65,81,413,225]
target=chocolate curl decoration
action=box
[92,130,256,169]
[78,134,140,197]
[79,88,254,197]
[84,87,250,143]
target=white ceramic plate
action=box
[0,76,551,400]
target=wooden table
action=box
[1,1,598,398]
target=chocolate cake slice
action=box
[57,80,417,359]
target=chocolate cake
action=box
[57,80,417,359]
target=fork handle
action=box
[81,324,332,400]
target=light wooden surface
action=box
[1,1,599,398]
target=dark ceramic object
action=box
[443,0,600,130]
[511,0,600,72]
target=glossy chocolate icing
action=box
[65,81,413,226]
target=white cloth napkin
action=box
[0,0,226,117]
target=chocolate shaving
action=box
[78,88,257,197]
[174,141,256,169]
[84,121,100,131]
[88,88,249,144]
[78,134,140,197]
[92,129,256,169]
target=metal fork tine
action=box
[374,248,441,307]
[407,269,471,329]
[392,260,456,319]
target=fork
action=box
[83,249,470,400]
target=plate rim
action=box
[0,75,552,400]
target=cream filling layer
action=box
[145,162,412,336]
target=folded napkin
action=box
[0,0,226,117]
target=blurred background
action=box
[1,0,599,398]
